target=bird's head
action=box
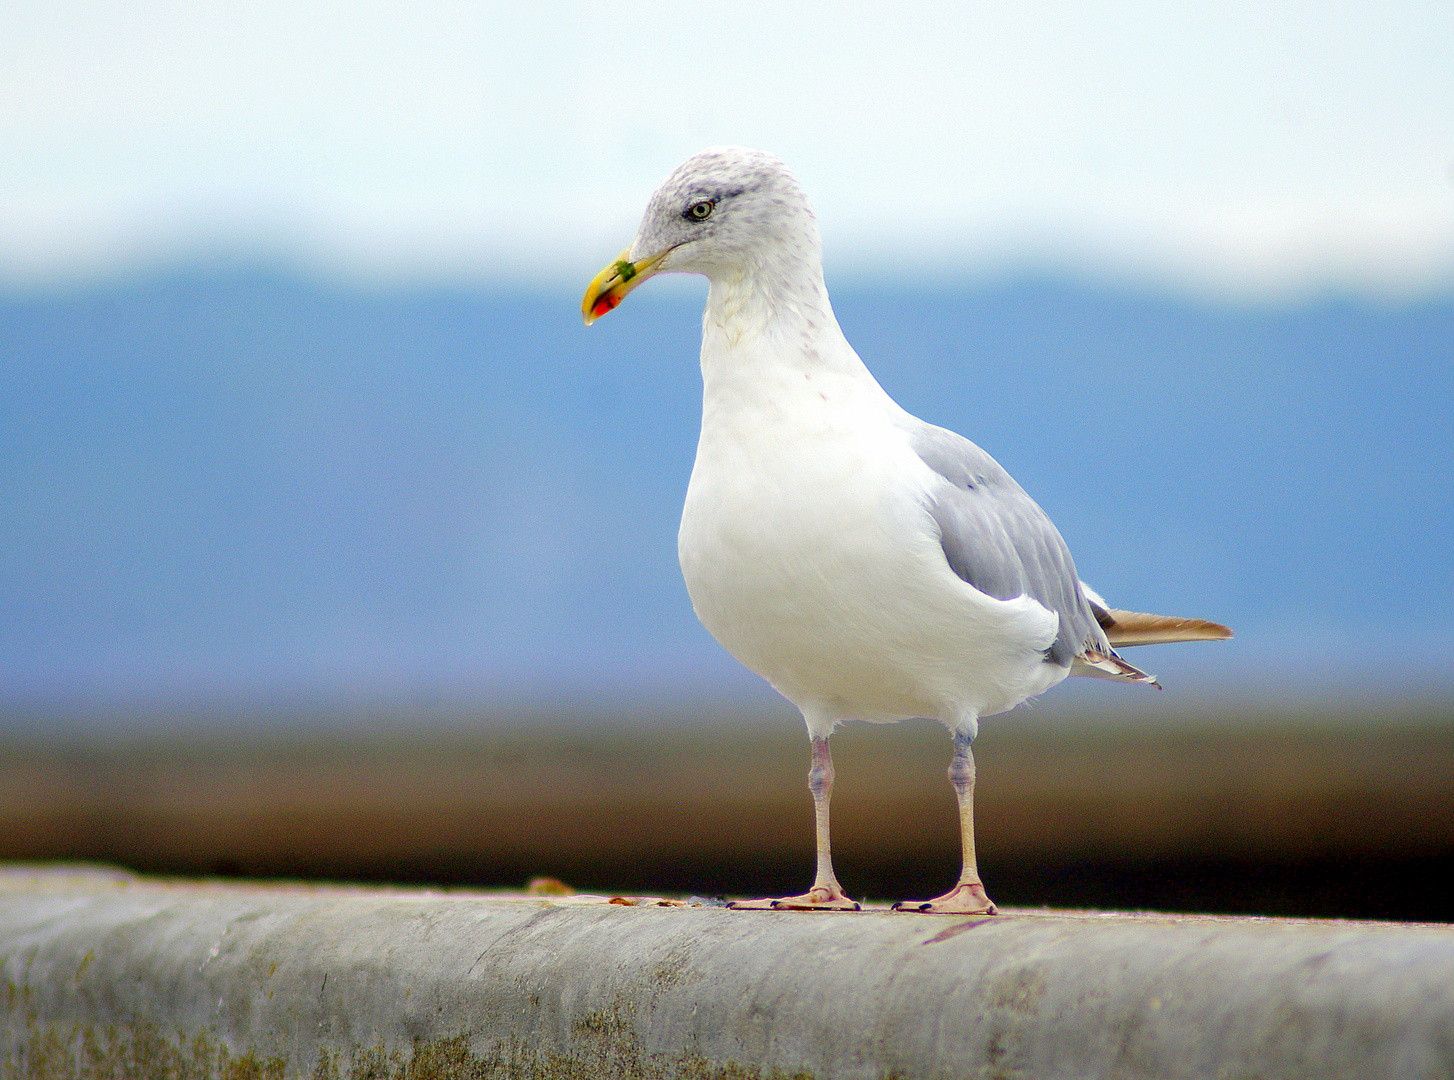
[582,146,821,324]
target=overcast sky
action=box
[3,0,1452,298]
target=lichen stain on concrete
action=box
[13,1024,819,1080]
[972,965,1051,1080]
[986,965,1047,1014]
[13,1021,287,1079]
[647,943,696,991]
[325,1031,820,1080]
[72,952,94,984]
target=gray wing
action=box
[908,422,1107,667]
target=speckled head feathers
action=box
[627,147,822,279]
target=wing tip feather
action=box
[1074,647,1161,687]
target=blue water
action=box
[3,268,1451,715]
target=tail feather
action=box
[1071,584,1231,686]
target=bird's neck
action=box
[701,262,875,381]
[698,264,898,428]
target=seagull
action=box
[582,147,1230,914]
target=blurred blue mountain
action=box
[2,268,1451,716]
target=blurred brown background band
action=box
[4,702,1451,921]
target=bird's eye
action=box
[684,200,715,221]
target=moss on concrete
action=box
[11,1024,819,1080]
[12,1022,287,1080]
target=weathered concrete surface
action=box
[3,866,1454,1079]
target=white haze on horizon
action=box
[2,0,1452,302]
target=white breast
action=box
[677,329,1064,736]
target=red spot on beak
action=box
[593,294,621,319]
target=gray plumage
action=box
[907,421,1108,668]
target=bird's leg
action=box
[893,729,997,914]
[729,734,860,911]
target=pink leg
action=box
[730,734,860,911]
[893,729,997,914]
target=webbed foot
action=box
[729,885,861,911]
[892,882,997,915]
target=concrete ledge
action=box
[3,866,1453,1079]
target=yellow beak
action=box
[581,247,673,325]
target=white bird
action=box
[582,147,1230,913]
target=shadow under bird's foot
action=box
[729,885,861,911]
[892,882,998,915]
